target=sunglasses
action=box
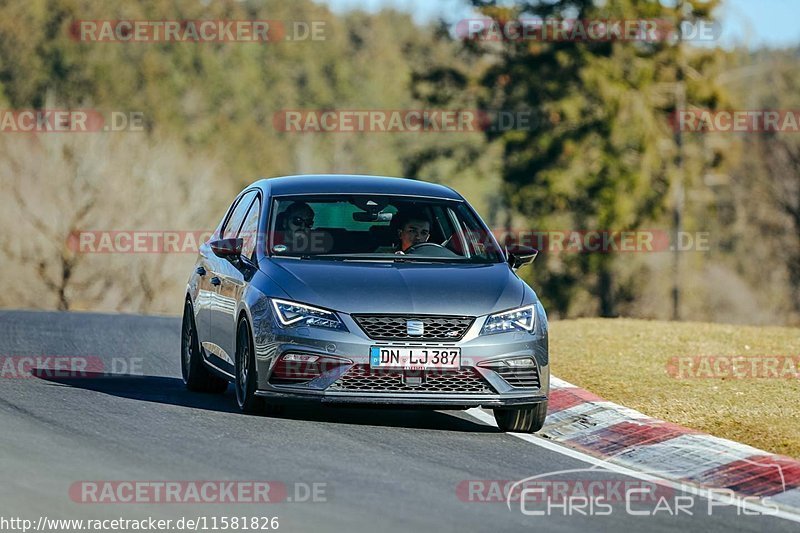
[291,216,314,228]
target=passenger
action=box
[275,201,316,253]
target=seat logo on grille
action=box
[406,320,424,336]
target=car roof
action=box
[248,174,463,201]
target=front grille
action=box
[328,365,494,394]
[352,314,474,341]
[495,366,540,388]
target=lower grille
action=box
[268,355,349,386]
[495,366,540,388]
[328,365,494,394]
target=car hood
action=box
[261,259,527,316]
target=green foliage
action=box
[0,0,455,185]
[417,0,726,317]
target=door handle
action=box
[196,266,206,276]
[210,276,221,286]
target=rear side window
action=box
[221,191,257,240]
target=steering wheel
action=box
[405,242,447,254]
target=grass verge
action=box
[550,318,800,459]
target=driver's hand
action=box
[395,250,405,255]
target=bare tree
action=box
[760,134,800,312]
[0,131,231,314]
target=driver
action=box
[394,208,431,253]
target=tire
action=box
[234,317,265,414]
[493,401,548,433]
[181,301,228,393]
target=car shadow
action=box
[32,371,499,433]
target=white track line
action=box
[464,407,800,523]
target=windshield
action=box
[268,195,504,263]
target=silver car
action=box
[182,175,549,432]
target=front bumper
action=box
[251,304,549,409]
[254,389,547,409]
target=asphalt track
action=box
[0,310,796,532]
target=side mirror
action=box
[506,244,538,270]
[210,237,243,259]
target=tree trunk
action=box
[598,266,616,318]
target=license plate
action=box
[369,346,461,370]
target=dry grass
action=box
[0,133,234,315]
[550,318,800,459]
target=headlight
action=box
[481,305,535,335]
[271,299,347,331]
